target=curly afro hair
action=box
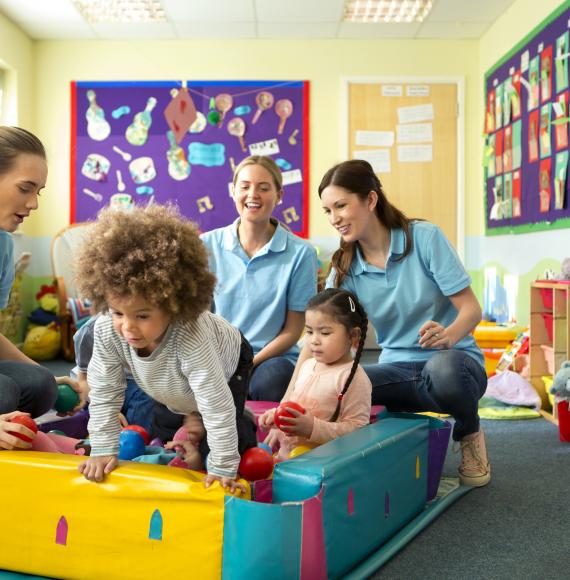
[74,204,215,322]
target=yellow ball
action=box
[288,445,313,459]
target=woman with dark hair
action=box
[0,126,60,449]
[317,159,490,487]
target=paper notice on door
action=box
[355,130,395,147]
[397,103,434,124]
[381,85,403,97]
[406,85,430,97]
[353,149,391,173]
[396,123,433,143]
[397,145,433,163]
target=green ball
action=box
[54,383,80,413]
[207,110,221,125]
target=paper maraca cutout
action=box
[252,91,275,124]
[275,99,293,135]
[227,117,247,152]
[215,93,234,125]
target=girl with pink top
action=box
[259,289,372,458]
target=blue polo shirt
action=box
[0,231,15,310]
[201,219,318,363]
[326,221,484,368]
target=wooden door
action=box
[348,82,459,247]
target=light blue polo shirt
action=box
[0,231,15,310]
[201,219,318,363]
[326,221,484,368]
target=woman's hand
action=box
[0,412,34,450]
[418,321,452,350]
[278,407,315,438]
[78,455,118,482]
[204,474,247,495]
[259,408,276,430]
[55,375,89,416]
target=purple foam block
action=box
[427,420,452,501]
[38,410,90,439]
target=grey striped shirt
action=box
[87,311,242,478]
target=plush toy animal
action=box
[551,361,570,398]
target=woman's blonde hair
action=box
[232,155,283,191]
[74,204,215,321]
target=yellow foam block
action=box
[473,325,519,349]
[0,452,250,580]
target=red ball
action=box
[238,447,274,481]
[122,425,150,445]
[8,415,38,443]
[274,401,306,431]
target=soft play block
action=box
[0,452,250,580]
[221,417,430,580]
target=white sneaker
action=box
[458,429,491,487]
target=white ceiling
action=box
[0,0,517,40]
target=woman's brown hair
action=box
[0,126,46,176]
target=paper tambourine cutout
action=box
[81,153,110,182]
[227,117,247,152]
[110,193,134,211]
[252,92,274,124]
[129,157,157,184]
[275,99,293,135]
[189,111,207,134]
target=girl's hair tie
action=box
[348,296,356,312]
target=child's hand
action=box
[259,408,276,430]
[263,428,280,450]
[164,440,203,470]
[78,455,118,482]
[204,473,247,495]
[0,412,34,450]
[279,408,315,438]
[184,412,206,444]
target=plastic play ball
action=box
[122,424,150,445]
[289,445,312,459]
[239,447,274,481]
[274,401,306,431]
[257,442,273,456]
[118,430,146,460]
[8,415,38,443]
[149,437,163,447]
[47,430,66,436]
[54,383,80,413]
[207,110,221,125]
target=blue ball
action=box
[118,430,146,460]
[257,442,273,456]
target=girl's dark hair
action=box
[318,159,419,287]
[306,288,368,422]
[0,126,46,175]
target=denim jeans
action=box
[248,356,295,402]
[0,361,58,417]
[122,378,155,434]
[362,350,487,441]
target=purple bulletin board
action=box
[71,80,310,237]
[484,1,570,235]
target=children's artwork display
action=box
[71,80,310,236]
[484,2,570,234]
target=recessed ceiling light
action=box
[343,0,434,23]
[71,0,167,24]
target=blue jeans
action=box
[362,350,487,441]
[248,356,295,402]
[0,361,58,417]
[122,378,155,434]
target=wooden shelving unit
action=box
[530,281,570,422]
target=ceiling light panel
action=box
[343,0,434,23]
[72,0,167,24]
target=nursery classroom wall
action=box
[0,0,567,328]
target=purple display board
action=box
[71,81,309,236]
[484,2,570,235]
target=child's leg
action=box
[198,334,257,461]
[122,377,155,433]
[151,402,184,442]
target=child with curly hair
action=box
[74,204,256,492]
[259,289,372,458]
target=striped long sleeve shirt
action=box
[87,311,242,478]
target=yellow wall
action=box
[30,38,478,238]
[0,11,33,127]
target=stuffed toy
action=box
[28,284,59,326]
[551,361,570,399]
[555,258,570,280]
[22,322,61,361]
